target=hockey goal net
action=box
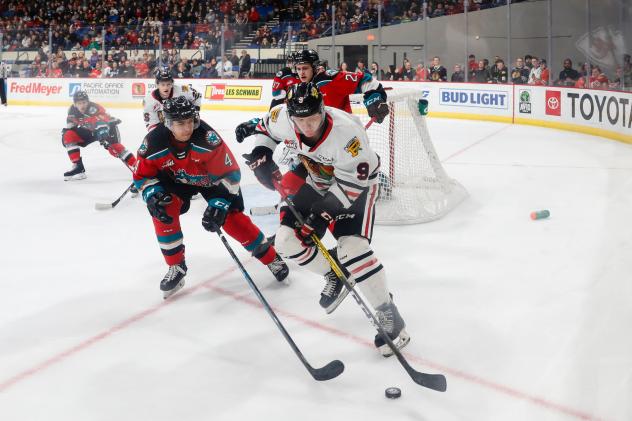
[350,89,468,225]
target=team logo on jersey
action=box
[161,159,175,168]
[283,139,298,149]
[344,137,362,157]
[270,107,281,123]
[207,131,221,146]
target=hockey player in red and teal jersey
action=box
[62,90,136,180]
[133,96,289,298]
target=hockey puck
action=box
[385,387,401,399]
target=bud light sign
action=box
[440,88,508,109]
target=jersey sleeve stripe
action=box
[146,148,170,160]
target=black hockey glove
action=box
[235,118,261,143]
[363,89,389,124]
[242,146,281,191]
[202,198,231,233]
[94,124,111,145]
[297,192,343,247]
[146,190,173,224]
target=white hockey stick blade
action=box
[249,205,279,216]
[95,202,115,210]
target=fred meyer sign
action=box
[439,88,508,109]
[205,84,263,100]
[10,81,62,96]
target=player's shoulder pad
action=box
[268,103,285,124]
[192,120,224,152]
[141,124,170,158]
[276,67,293,78]
[88,102,102,115]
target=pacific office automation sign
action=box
[566,91,632,129]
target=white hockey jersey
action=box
[142,84,202,131]
[254,105,380,209]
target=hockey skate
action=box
[373,301,410,357]
[267,254,290,284]
[64,159,86,181]
[160,261,187,299]
[319,269,355,314]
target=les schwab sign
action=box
[205,84,262,100]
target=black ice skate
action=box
[267,254,289,283]
[319,270,355,314]
[373,301,410,357]
[160,261,187,299]
[63,159,86,181]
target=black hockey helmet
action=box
[155,67,174,84]
[73,90,89,103]
[287,82,324,118]
[163,96,200,129]
[294,49,319,66]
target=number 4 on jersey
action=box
[225,153,233,166]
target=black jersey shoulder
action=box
[276,67,297,79]
[139,124,171,158]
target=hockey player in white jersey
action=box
[143,69,202,132]
[243,82,409,356]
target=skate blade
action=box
[64,173,87,181]
[324,279,355,315]
[162,279,185,300]
[379,331,411,358]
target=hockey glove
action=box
[297,192,342,247]
[146,190,173,224]
[364,90,389,124]
[202,198,230,233]
[94,124,111,145]
[235,118,261,143]
[243,146,281,191]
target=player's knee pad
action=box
[272,226,303,257]
[62,129,82,146]
[337,235,384,284]
[275,225,329,273]
[337,235,390,308]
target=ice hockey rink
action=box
[1,105,631,421]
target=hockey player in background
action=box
[236,48,390,200]
[143,68,202,132]
[133,96,289,299]
[243,83,410,357]
[62,90,136,180]
[269,52,299,109]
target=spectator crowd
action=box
[375,53,632,90]
[1,0,630,90]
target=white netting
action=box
[351,89,468,225]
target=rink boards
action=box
[6,77,632,143]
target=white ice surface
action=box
[1,106,631,421]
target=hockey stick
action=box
[274,180,446,392]
[365,116,377,130]
[95,182,135,210]
[249,203,280,216]
[215,230,345,381]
